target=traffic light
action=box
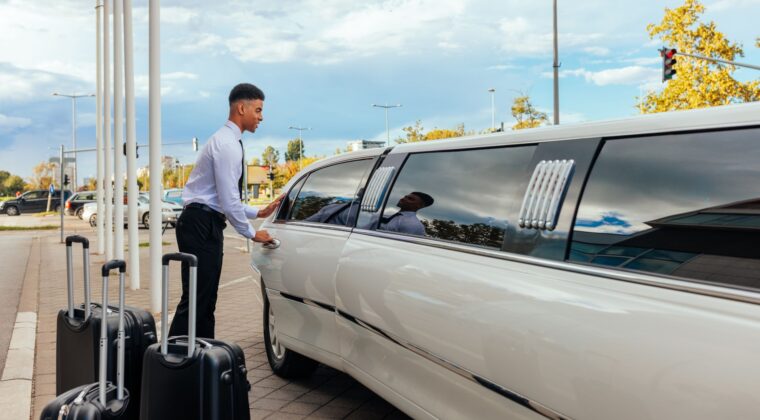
[63,174,70,186]
[660,47,677,82]
[267,172,274,181]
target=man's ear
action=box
[236,101,245,115]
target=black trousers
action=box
[168,206,226,339]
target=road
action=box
[0,234,33,375]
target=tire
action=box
[76,207,85,219]
[5,206,19,216]
[89,214,97,227]
[263,292,319,378]
[142,212,150,229]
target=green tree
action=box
[642,0,760,113]
[4,175,25,195]
[511,95,548,130]
[261,146,280,166]
[285,138,304,162]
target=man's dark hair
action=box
[228,83,265,106]
[411,191,434,207]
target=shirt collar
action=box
[225,120,243,140]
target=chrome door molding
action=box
[350,229,760,306]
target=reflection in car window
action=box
[289,159,372,225]
[376,146,536,248]
[571,128,760,290]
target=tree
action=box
[642,0,760,113]
[511,95,548,130]
[261,146,280,166]
[395,121,467,144]
[28,162,57,190]
[250,157,261,166]
[284,138,304,162]
[3,175,25,195]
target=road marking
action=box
[0,312,36,420]
[219,275,254,289]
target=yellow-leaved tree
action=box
[395,121,466,144]
[511,95,548,130]
[642,0,760,113]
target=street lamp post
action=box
[52,92,95,191]
[552,0,560,125]
[288,126,310,171]
[372,104,402,147]
[488,88,496,131]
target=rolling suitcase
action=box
[139,252,251,420]
[56,235,156,419]
[41,260,131,419]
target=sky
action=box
[0,0,758,183]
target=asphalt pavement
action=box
[0,234,31,376]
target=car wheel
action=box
[89,214,97,227]
[76,207,85,219]
[263,293,318,378]
[5,206,19,216]
[142,212,150,229]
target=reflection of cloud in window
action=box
[575,211,641,235]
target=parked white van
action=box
[251,102,760,420]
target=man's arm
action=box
[213,141,256,238]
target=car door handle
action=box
[262,239,281,250]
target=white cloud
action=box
[497,17,604,56]
[583,46,610,56]
[546,66,661,86]
[134,72,199,100]
[0,113,31,132]
[709,0,760,12]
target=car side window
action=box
[570,128,760,291]
[376,146,536,249]
[289,159,373,226]
[27,191,45,199]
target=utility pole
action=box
[372,104,402,147]
[288,126,310,171]
[52,93,95,191]
[552,0,560,125]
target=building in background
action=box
[347,139,385,152]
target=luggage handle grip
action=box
[65,235,90,249]
[65,235,92,320]
[161,252,198,358]
[99,259,127,405]
[162,252,198,267]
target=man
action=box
[378,191,434,236]
[169,83,282,339]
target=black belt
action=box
[184,202,226,221]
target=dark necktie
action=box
[238,140,244,199]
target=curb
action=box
[0,312,37,420]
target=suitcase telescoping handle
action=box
[99,260,127,406]
[161,252,198,358]
[65,235,91,320]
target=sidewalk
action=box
[24,224,407,419]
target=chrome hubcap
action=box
[268,305,285,360]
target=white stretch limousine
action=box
[251,102,760,420]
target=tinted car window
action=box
[570,128,760,290]
[289,159,372,225]
[376,146,536,249]
[27,191,46,199]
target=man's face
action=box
[397,193,424,212]
[241,99,264,133]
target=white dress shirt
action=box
[183,120,258,238]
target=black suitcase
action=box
[56,236,156,419]
[41,260,131,420]
[139,253,251,420]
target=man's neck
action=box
[228,117,245,133]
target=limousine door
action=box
[334,140,600,419]
[253,158,375,364]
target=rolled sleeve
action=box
[213,141,256,238]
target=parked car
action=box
[83,193,182,228]
[163,188,184,206]
[251,102,760,420]
[0,189,72,215]
[65,191,97,218]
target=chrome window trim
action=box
[266,287,570,420]
[351,229,760,306]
